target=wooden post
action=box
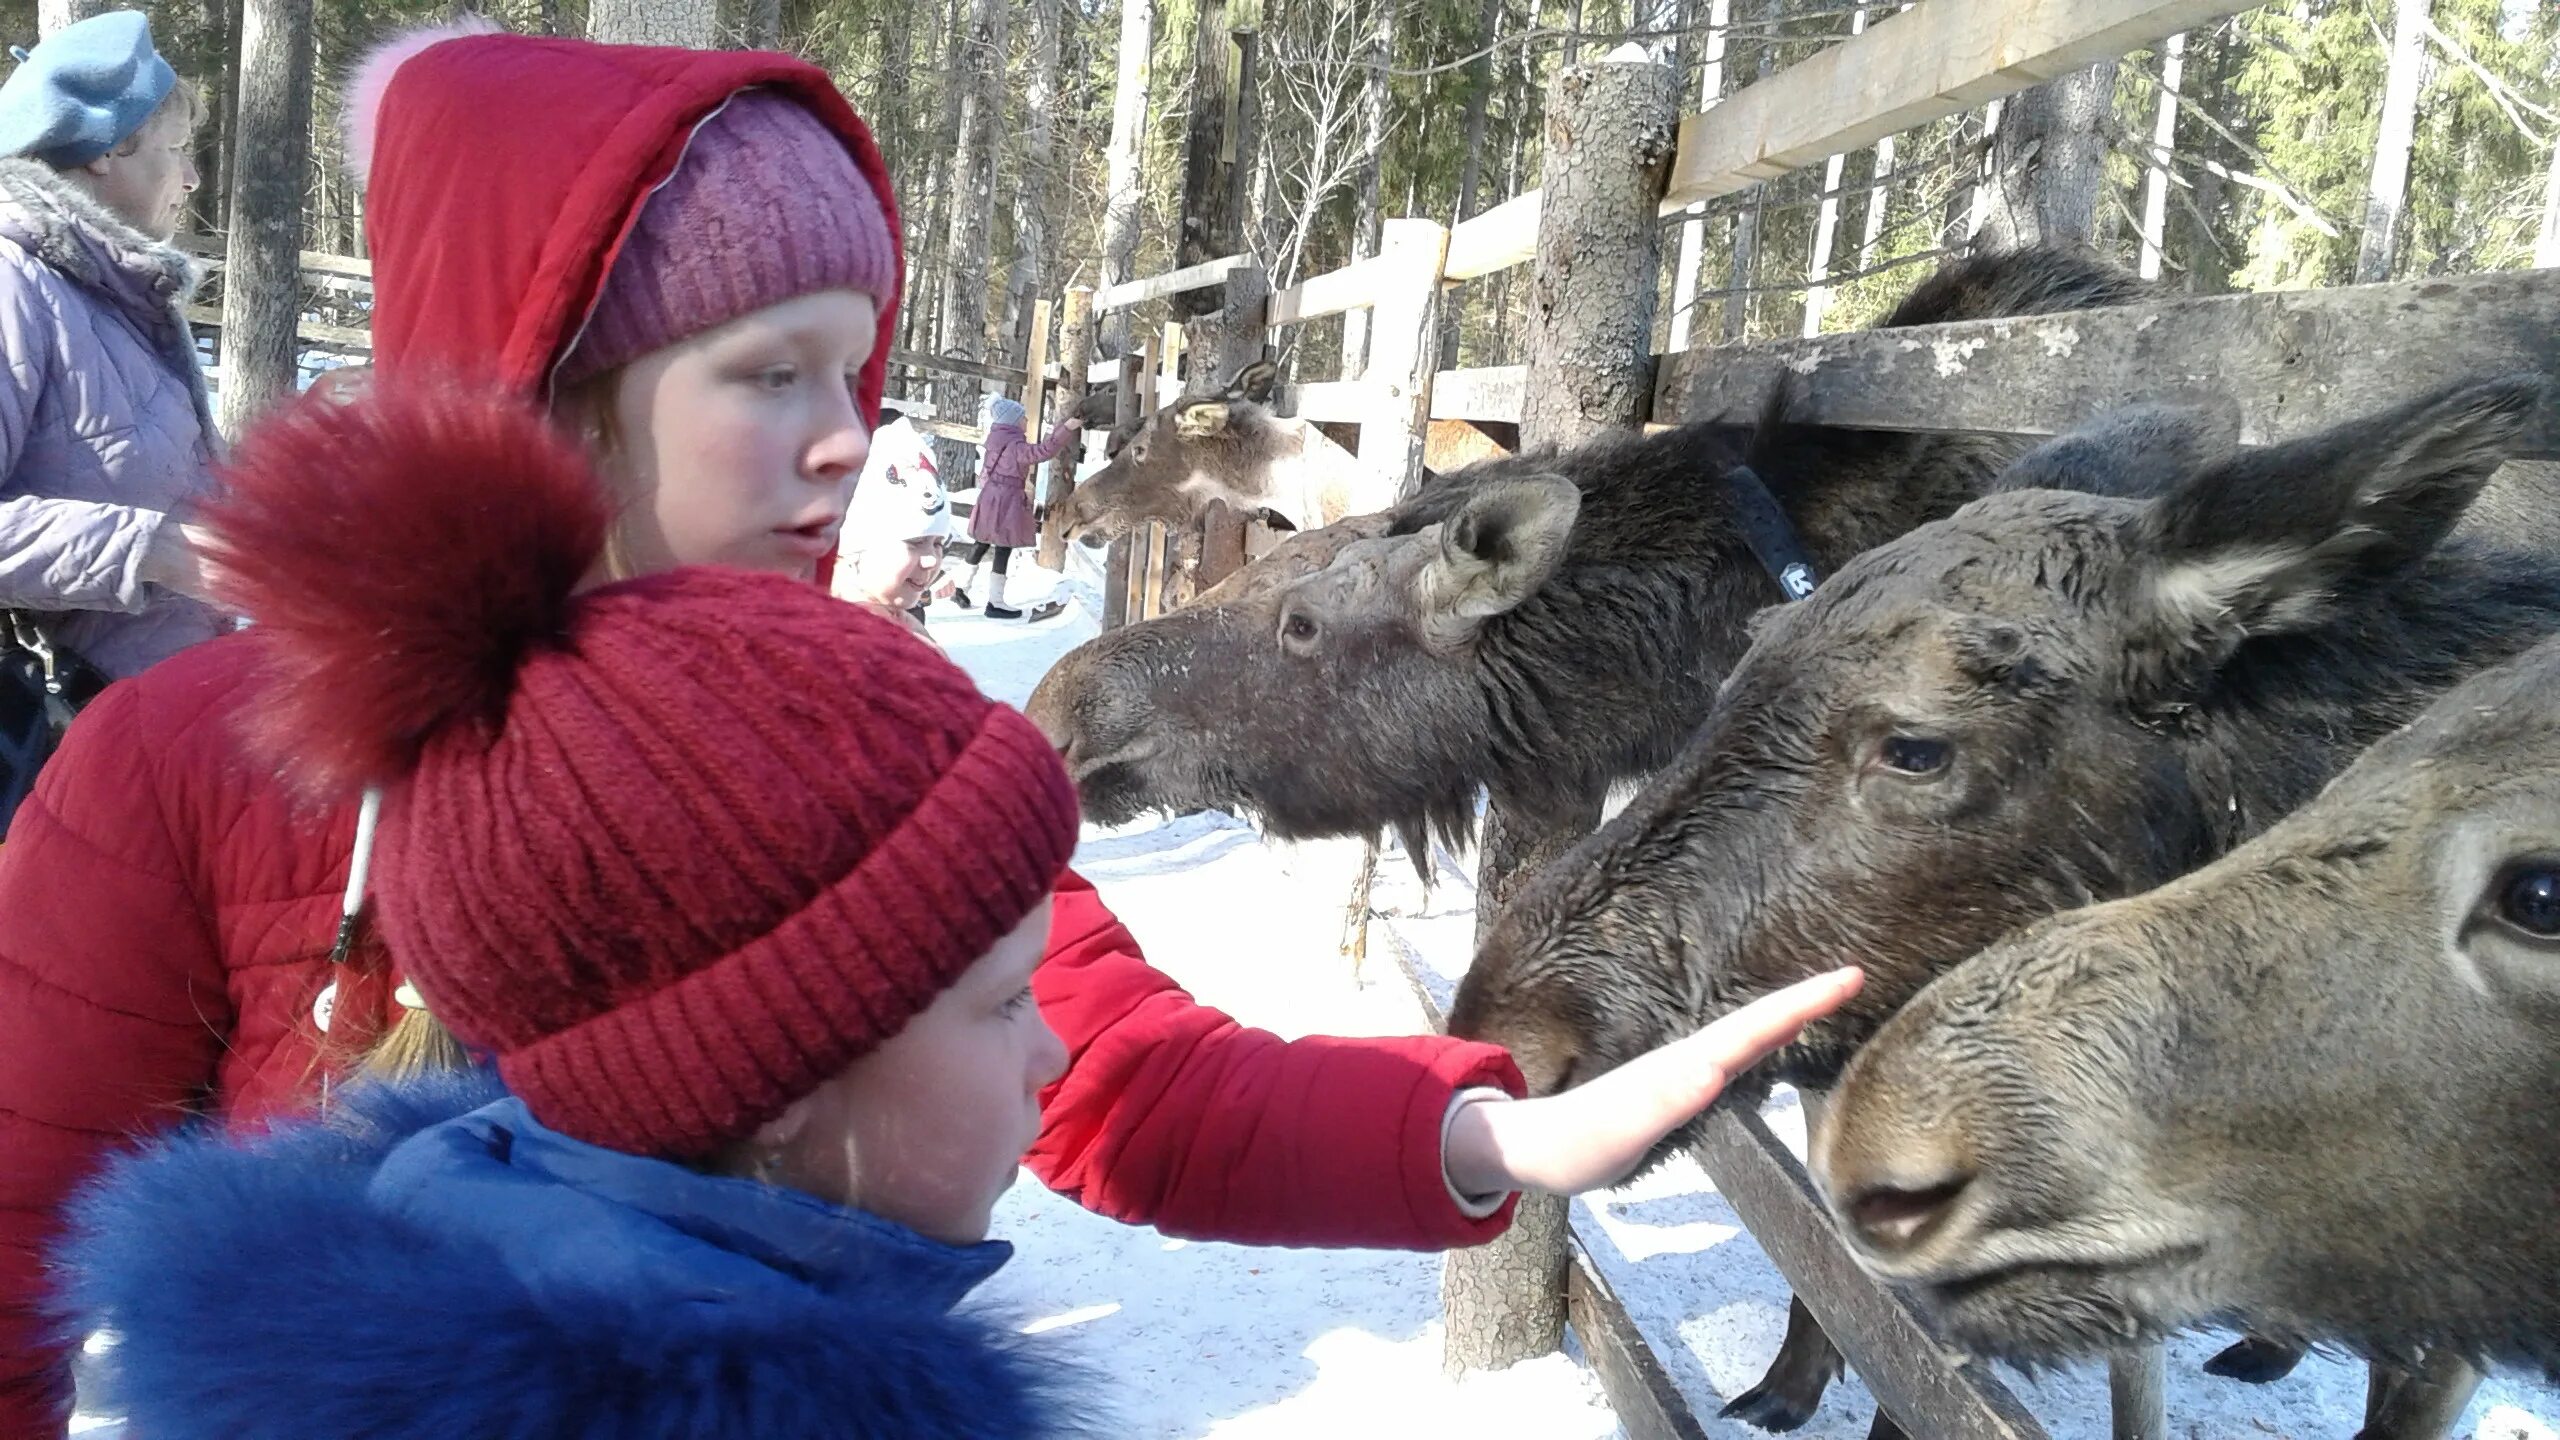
[1040,283,1097,570]
[1159,319,1183,397]
[1102,536,1133,630]
[1018,297,1056,576]
[1099,332,1160,631]
[1356,219,1451,508]
[1173,1,1238,323]
[1194,496,1249,592]
[1443,41,1677,1380]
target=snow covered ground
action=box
[71,541,2560,1439]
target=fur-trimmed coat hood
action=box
[0,156,221,678]
[49,1071,1087,1439]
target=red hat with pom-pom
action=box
[202,385,1078,1161]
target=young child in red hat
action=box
[53,384,1094,1438]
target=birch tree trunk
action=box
[37,0,116,39]
[1974,61,2119,253]
[1722,0,1776,343]
[1443,41,1677,1380]
[2357,0,2429,283]
[218,0,313,434]
[1439,0,1501,363]
[1801,4,1870,336]
[1666,0,1727,352]
[1007,0,1067,363]
[2536,136,2560,268]
[1100,0,1154,359]
[1339,0,1391,379]
[2138,33,2184,280]
[935,0,1005,488]
[586,0,715,46]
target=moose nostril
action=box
[1847,1175,1972,1254]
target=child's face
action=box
[757,898,1065,1243]
[605,288,880,583]
[852,536,946,609]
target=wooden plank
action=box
[1280,380,1368,423]
[1568,1247,1712,1440]
[184,304,371,352]
[1693,1108,2048,1440]
[1430,365,1527,422]
[1662,0,2263,208]
[1656,267,2560,458]
[1444,190,1543,281]
[1266,254,1394,328]
[1356,218,1451,502]
[1095,253,1254,314]
[179,233,373,281]
[1021,299,1055,432]
[889,348,1029,386]
[917,419,989,445]
[1101,533,1132,629]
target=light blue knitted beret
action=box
[0,12,177,167]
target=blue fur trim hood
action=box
[50,1071,1090,1440]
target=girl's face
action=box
[604,288,880,582]
[852,536,946,609]
[754,899,1066,1244]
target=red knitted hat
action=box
[554,89,898,387]
[202,385,1080,1161]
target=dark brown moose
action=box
[1447,374,2560,1438]
[1029,249,2164,861]
[1814,628,2560,1393]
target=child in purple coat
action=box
[957,395,1078,621]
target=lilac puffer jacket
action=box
[0,159,221,680]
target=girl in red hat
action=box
[0,23,1859,1434]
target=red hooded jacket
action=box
[0,30,1520,1435]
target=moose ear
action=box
[1415,475,1580,648]
[1228,359,1279,404]
[1995,401,2241,501]
[1174,399,1233,439]
[2124,373,2543,699]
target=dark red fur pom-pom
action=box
[200,383,610,797]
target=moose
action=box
[1812,628,2560,1392]
[1029,248,2164,858]
[1053,359,1364,545]
[1030,247,2392,1430]
[1444,373,2560,1438]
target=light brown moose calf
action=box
[1816,628,2560,1385]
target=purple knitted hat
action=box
[558,88,897,386]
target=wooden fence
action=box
[1045,0,2560,1436]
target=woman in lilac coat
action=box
[955,395,1078,621]
[0,13,222,684]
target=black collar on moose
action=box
[1723,464,1819,601]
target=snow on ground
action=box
[946,543,2560,1440]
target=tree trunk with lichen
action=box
[1442,43,1677,1379]
[217,0,313,435]
[1973,60,2120,253]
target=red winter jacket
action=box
[0,634,1523,1435]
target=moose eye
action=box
[2493,863,2560,940]
[1280,611,1319,650]
[1879,735,1951,776]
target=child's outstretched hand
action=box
[1441,967,1864,1201]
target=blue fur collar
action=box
[52,1072,1085,1440]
